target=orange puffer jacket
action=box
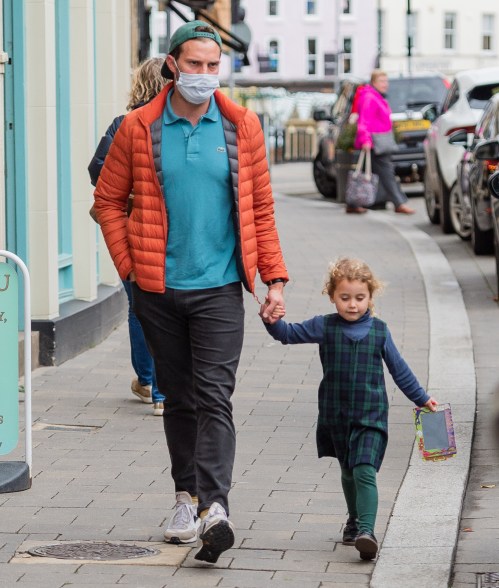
[94,85,288,294]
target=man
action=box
[94,20,288,564]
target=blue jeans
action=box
[122,281,165,403]
[132,282,244,515]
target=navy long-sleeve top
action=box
[265,311,430,407]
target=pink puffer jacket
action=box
[354,84,392,149]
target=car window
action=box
[467,83,499,109]
[476,101,495,140]
[441,80,459,114]
[386,77,448,112]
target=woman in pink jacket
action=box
[350,70,415,214]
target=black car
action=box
[447,94,499,250]
[487,165,499,294]
[312,74,449,199]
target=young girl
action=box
[260,258,438,560]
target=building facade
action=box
[238,0,378,90]
[379,0,499,76]
[1,0,132,364]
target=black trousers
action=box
[132,282,244,515]
[372,153,408,207]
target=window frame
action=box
[443,12,456,51]
[305,0,317,16]
[342,36,352,75]
[268,0,279,17]
[481,14,494,52]
[307,37,318,76]
[268,38,280,74]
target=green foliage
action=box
[336,123,357,151]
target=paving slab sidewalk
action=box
[0,161,490,587]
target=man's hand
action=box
[128,271,137,282]
[259,302,285,323]
[261,284,285,324]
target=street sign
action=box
[0,262,19,455]
[0,250,32,493]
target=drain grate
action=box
[477,573,499,588]
[28,542,160,561]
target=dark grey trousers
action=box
[132,282,244,515]
[372,153,408,207]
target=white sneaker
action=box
[194,502,235,563]
[153,402,164,416]
[163,491,199,544]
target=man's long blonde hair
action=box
[127,57,167,111]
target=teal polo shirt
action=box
[161,93,240,289]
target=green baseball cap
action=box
[161,20,223,78]
[169,20,222,53]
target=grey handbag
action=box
[345,149,379,208]
[371,131,398,155]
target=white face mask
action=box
[173,59,220,105]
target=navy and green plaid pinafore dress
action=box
[316,314,389,472]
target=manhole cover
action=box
[28,542,160,561]
[477,572,499,588]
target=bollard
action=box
[0,250,32,492]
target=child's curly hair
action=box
[127,57,167,111]
[323,258,384,314]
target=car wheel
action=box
[313,155,337,199]
[471,209,494,255]
[439,177,454,234]
[449,183,471,240]
[423,168,440,224]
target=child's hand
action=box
[259,303,285,323]
[424,397,439,412]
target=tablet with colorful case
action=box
[413,403,456,461]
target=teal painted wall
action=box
[3,0,28,329]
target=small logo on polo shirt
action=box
[217,146,226,152]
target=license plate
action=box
[393,119,431,132]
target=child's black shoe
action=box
[342,516,359,545]
[355,531,378,560]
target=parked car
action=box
[312,74,449,199]
[487,165,499,294]
[423,67,499,233]
[446,94,499,246]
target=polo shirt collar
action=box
[163,92,219,125]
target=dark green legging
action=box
[341,464,378,534]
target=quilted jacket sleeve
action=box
[93,116,134,281]
[88,114,125,187]
[246,111,288,284]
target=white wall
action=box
[21,0,131,319]
[380,0,499,76]
[239,0,377,83]
[25,0,59,319]
[94,0,131,287]
[70,0,98,302]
